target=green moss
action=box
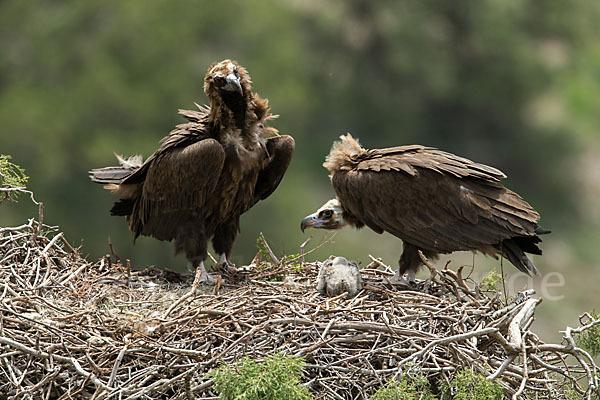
[371,370,436,400]
[440,369,503,400]
[207,353,312,400]
[0,155,28,202]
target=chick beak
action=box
[224,73,243,95]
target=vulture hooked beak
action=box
[301,213,329,232]
[301,198,345,232]
[223,73,243,95]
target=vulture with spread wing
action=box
[301,134,548,282]
[90,60,294,283]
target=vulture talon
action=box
[384,275,416,289]
[192,261,218,286]
[386,274,411,285]
[215,254,238,276]
[196,273,219,285]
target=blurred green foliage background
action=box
[1,0,599,339]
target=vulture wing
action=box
[120,105,211,186]
[251,135,295,207]
[129,138,225,241]
[332,145,541,255]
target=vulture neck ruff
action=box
[219,91,248,130]
[209,91,252,135]
[323,134,364,173]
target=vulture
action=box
[90,60,294,283]
[301,134,549,282]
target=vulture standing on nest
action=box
[90,60,294,284]
[301,134,549,283]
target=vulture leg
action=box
[394,242,438,283]
[177,218,216,284]
[213,221,239,274]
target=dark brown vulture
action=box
[301,134,549,282]
[90,60,294,284]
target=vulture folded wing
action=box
[357,146,506,181]
[332,146,540,254]
[121,105,212,186]
[251,135,295,206]
[130,138,225,240]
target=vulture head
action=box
[204,59,251,97]
[301,199,345,232]
[204,60,253,126]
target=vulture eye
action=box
[321,209,333,218]
[214,76,226,86]
[233,66,239,75]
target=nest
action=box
[1,194,599,400]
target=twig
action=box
[368,255,394,275]
[0,337,109,390]
[394,327,499,373]
[107,236,123,266]
[41,232,64,255]
[300,237,311,264]
[108,343,128,388]
[508,298,541,350]
[258,232,279,265]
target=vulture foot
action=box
[191,261,219,286]
[184,261,219,284]
[385,270,417,286]
[214,254,241,279]
[196,269,219,284]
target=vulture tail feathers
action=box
[511,235,543,255]
[500,237,540,276]
[89,167,131,184]
[535,226,552,235]
[110,199,134,216]
[89,154,143,184]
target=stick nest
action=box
[1,200,599,400]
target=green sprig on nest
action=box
[575,310,600,357]
[208,353,312,400]
[0,155,28,202]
